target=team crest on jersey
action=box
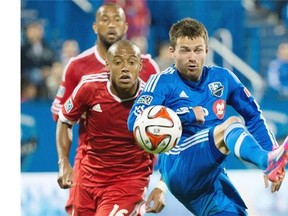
[64,99,73,113]
[137,95,153,105]
[56,86,65,98]
[208,82,224,97]
[212,99,226,119]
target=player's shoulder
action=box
[141,54,160,72]
[80,72,109,84]
[206,65,233,77]
[149,66,178,84]
[69,46,96,63]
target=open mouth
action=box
[119,74,131,83]
[187,65,197,70]
[107,30,117,38]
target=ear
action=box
[139,59,143,71]
[92,22,98,34]
[105,60,109,70]
[169,46,175,58]
[124,22,128,35]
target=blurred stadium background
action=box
[21,0,288,215]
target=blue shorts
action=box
[158,128,247,216]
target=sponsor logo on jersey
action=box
[64,99,73,113]
[212,99,226,119]
[176,107,190,114]
[208,82,224,97]
[133,105,145,116]
[137,95,153,105]
[179,90,189,98]
[56,86,65,98]
[92,104,102,112]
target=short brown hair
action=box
[169,18,209,49]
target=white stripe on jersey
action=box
[72,72,109,99]
[167,129,209,155]
[62,46,96,82]
[143,66,175,92]
[144,74,160,92]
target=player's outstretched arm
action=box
[56,120,74,189]
[146,179,167,213]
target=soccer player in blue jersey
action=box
[127,18,288,216]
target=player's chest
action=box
[173,81,228,120]
[87,96,134,126]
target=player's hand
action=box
[264,168,285,193]
[57,159,75,189]
[192,106,206,124]
[146,188,165,213]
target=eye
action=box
[180,48,189,53]
[113,60,121,65]
[194,48,204,53]
[129,61,136,65]
[101,16,108,22]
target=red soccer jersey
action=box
[59,73,154,184]
[51,45,159,120]
[51,45,159,162]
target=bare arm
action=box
[146,177,167,213]
[56,120,74,189]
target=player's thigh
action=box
[214,116,242,154]
[95,181,147,216]
[73,183,95,216]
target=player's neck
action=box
[109,81,139,100]
[97,43,108,60]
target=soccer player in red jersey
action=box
[51,3,161,215]
[56,39,164,215]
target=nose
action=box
[108,19,116,28]
[188,52,197,62]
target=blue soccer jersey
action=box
[127,65,277,215]
[127,65,276,150]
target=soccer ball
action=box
[133,105,182,154]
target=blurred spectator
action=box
[267,42,288,98]
[21,20,57,98]
[60,39,80,66]
[45,61,64,100]
[154,41,174,71]
[21,77,37,102]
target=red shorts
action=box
[72,179,148,216]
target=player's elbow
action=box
[127,115,135,132]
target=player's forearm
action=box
[56,120,73,163]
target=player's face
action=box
[107,46,142,98]
[170,36,208,82]
[93,6,128,48]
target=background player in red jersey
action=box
[56,39,164,215]
[50,3,161,215]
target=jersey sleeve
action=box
[51,59,79,121]
[227,72,278,150]
[58,81,90,126]
[127,74,166,131]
